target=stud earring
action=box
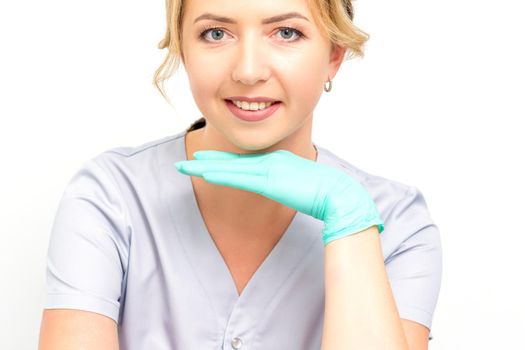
[324,77,332,92]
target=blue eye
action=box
[198,27,226,42]
[202,28,226,41]
[277,27,304,41]
[198,26,305,43]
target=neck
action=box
[183,118,317,236]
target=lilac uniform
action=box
[44,129,442,349]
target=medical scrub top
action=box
[44,128,442,349]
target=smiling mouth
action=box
[224,99,282,122]
[225,99,281,111]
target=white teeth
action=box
[232,100,275,111]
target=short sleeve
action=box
[384,186,442,340]
[44,157,131,324]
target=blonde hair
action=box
[154,0,369,131]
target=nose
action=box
[231,31,271,86]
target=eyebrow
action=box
[193,11,310,25]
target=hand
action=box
[174,149,384,246]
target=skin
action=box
[180,0,346,239]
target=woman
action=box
[39,0,442,349]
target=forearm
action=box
[321,226,409,350]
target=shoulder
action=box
[316,145,412,209]
[71,131,187,198]
[60,130,187,232]
[92,130,186,173]
[316,145,441,258]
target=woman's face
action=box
[181,0,345,152]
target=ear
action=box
[328,43,346,79]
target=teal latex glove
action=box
[174,150,384,246]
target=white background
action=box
[1,0,524,348]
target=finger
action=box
[202,172,267,194]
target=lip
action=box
[225,99,281,122]
[226,96,280,103]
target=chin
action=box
[229,135,282,153]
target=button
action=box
[231,337,243,349]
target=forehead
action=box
[183,0,315,23]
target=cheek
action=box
[277,49,327,111]
[184,49,227,106]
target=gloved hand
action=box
[174,149,384,246]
